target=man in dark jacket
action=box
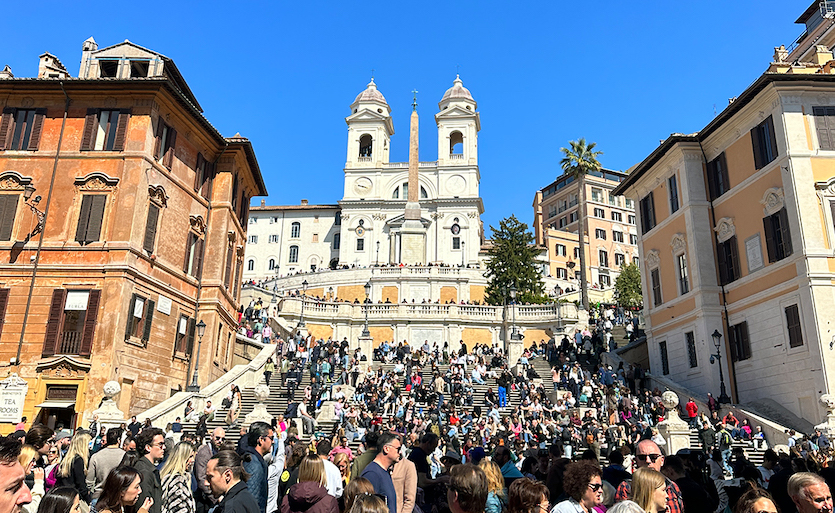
[240,422,272,513]
[128,427,164,513]
[206,450,259,513]
[194,428,225,513]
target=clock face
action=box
[451,224,460,235]
[354,177,373,195]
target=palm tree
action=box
[560,138,603,311]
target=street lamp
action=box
[22,184,45,237]
[328,286,334,301]
[271,266,280,305]
[710,329,732,404]
[461,240,466,268]
[376,240,380,266]
[509,285,519,341]
[186,320,207,392]
[362,280,371,337]
[297,279,308,328]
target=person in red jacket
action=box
[685,398,699,429]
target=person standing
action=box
[205,451,259,513]
[446,464,488,513]
[194,428,225,513]
[241,422,273,513]
[685,398,698,429]
[54,432,92,505]
[128,427,165,513]
[614,440,684,513]
[160,442,196,513]
[391,456,417,513]
[86,428,126,507]
[360,433,401,513]
[315,441,343,499]
[264,359,275,387]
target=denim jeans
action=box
[498,386,507,407]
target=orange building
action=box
[0,38,266,431]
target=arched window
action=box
[450,131,464,155]
[268,258,276,270]
[334,211,342,225]
[289,245,299,263]
[291,222,300,238]
[359,134,373,157]
[394,182,428,199]
[247,259,255,271]
[421,186,428,199]
[392,187,399,199]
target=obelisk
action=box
[400,91,427,265]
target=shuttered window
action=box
[0,108,46,151]
[143,204,160,254]
[729,321,751,361]
[0,289,9,341]
[224,245,234,289]
[639,192,656,234]
[75,195,106,244]
[0,195,19,241]
[668,174,679,213]
[80,109,130,151]
[174,314,196,355]
[659,341,670,375]
[153,120,177,168]
[763,207,793,263]
[124,293,154,345]
[706,153,730,201]
[184,232,204,278]
[785,304,803,348]
[194,153,214,200]
[752,115,779,169]
[686,331,697,368]
[42,289,99,357]
[651,268,662,307]
[814,107,835,150]
[717,236,741,285]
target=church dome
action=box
[441,75,473,102]
[353,78,388,105]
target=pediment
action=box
[36,355,92,377]
[435,105,477,119]
[92,41,163,60]
[346,109,389,122]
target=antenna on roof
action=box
[371,68,375,80]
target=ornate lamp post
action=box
[362,280,371,337]
[710,329,732,404]
[22,184,45,237]
[297,279,308,328]
[461,240,466,267]
[376,240,380,266]
[186,320,207,392]
[509,285,519,341]
[328,286,334,301]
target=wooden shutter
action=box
[751,124,763,170]
[112,109,131,151]
[194,154,205,191]
[738,321,751,360]
[0,108,14,150]
[142,300,155,343]
[786,305,803,348]
[79,290,100,356]
[124,294,137,340]
[767,116,778,163]
[153,119,164,159]
[763,214,777,263]
[728,324,739,362]
[163,129,177,168]
[143,204,160,253]
[815,107,835,150]
[779,207,792,258]
[0,195,18,241]
[86,195,107,242]
[0,289,9,341]
[183,232,194,274]
[225,245,234,289]
[195,237,205,279]
[75,195,93,242]
[26,108,46,151]
[43,289,67,356]
[717,240,728,285]
[719,153,730,196]
[729,236,741,282]
[201,161,214,199]
[80,109,98,151]
[186,318,196,356]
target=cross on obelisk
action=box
[411,89,418,111]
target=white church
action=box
[243,76,485,279]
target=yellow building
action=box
[533,170,639,292]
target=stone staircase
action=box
[686,427,767,466]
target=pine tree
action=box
[484,215,546,305]
[614,262,643,308]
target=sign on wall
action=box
[0,374,28,424]
[745,234,764,273]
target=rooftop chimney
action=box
[0,65,12,79]
[300,199,309,206]
[38,53,68,79]
[260,199,265,207]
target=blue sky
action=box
[3,0,806,231]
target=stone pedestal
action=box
[244,385,273,426]
[508,340,524,368]
[333,385,356,402]
[657,391,691,454]
[358,335,373,364]
[90,381,128,430]
[401,215,426,265]
[316,401,336,423]
[817,394,835,439]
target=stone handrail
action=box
[135,336,275,428]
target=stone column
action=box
[657,391,691,455]
[508,340,524,369]
[244,384,273,426]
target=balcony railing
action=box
[449,153,464,160]
[59,331,82,355]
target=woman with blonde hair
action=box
[332,452,350,489]
[20,445,44,513]
[631,467,667,513]
[160,442,196,513]
[479,459,507,513]
[281,454,338,513]
[55,432,92,505]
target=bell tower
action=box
[345,78,394,168]
[436,75,480,167]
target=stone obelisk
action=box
[400,91,427,265]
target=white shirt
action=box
[322,457,344,498]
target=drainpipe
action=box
[15,82,71,366]
[698,140,739,404]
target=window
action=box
[78,109,130,152]
[291,222,300,238]
[268,234,279,243]
[717,236,741,285]
[75,195,106,244]
[184,232,204,277]
[574,247,580,258]
[555,244,566,256]
[269,217,277,224]
[686,332,697,368]
[677,253,689,294]
[629,234,638,245]
[0,289,8,341]
[558,200,567,213]
[174,315,195,355]
[729,321,751,361]
[569,212,577,223]
[600,274,611,287]
[591,188,603,202]
[814,107,835,150]
[0,108,46,151]
[611,211,622,222]
[0,195,19,241]
[247,259,255,271]
[594,208,605,218]
[249,217,257,225]
[556,268,567,279]
[599,250,608,268]
[659,341,670,375]
[785,304,803,348]
[752,115,778,169]
[356,238,364,251]
[609,195,618,206]
[548,206,557,218]
[668,175,679,213]
[248,235,258,244]
[558,217,568,228]
[153,120,177,168]
[359,134,373,157]
[595,228,606,240]
[763,207,792,262]
[452,237,461,249]
[42,289,101,357]
[129,60,149,78]
[289,245,299,263]
[142,204,160,254]
[125,293,154,344]
[628,214,636,224]
[651,268,662,307]
[633,256,640,265]
[335,212,342,225]
[312,233,318,243]
[224,244,234,289]
[333,233,340,250]
[615,253,625,267]
[268,258,276,270]
[613,230,624,242]
[706,153,729,200]
[639,192,656,233]
[98,59,118,77]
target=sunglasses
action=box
[588,483,604,492]
[636,453,662,462]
